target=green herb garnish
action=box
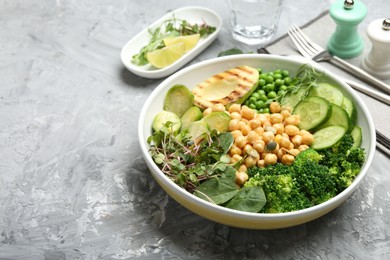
[132,17,216,66]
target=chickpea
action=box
[230,111,241,120]
[236,171,249,185]
[270,102,282,113]
[238,164,247,173]
[264,153,277,165]
[284,125,300,136]
[253,140,265,153]
[273,123,284,135]
[279,136,291,149]
[288,148,300,157]
[229,119,240,131]
[228,103,241,114]
[253,126,264,136]
[212,103,226,112]
[247,131,260,144]
[277,147,285,159]
[229,145,242,156]
[246,147,260,160]
[231,130,242,139]
[270,113,283,124]
[245,156,257,168]
[298,144,310,151]
[301,132,314,145]
[284,115,300,126]
[280,109,291,119]
[262,131,275,143]
[235,135,247,148]
[231,154,243,163]
[257,159,265,168]
[281,154,295,165]
[291,134,302,147]
[239,122,251,136]
[241,105,255,120]
[249,118,261,129]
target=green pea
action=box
[251,92,260,100]
[274,69,281,74]
[273,73,283,80]
[258,78,266,87]
[266,75,274,84]
[255,100,265,109]
[282,70,289,77]
[265,83,275,93]
[278,90,286,96]
[284,77,292,85]
[279,85,287,91]
[257,68,262,74]
[257,89,266,95]
[262,108,270,113]
[275,78,284,87]
[260,94,268,102]
[249,103,256,109]
[267,91,277,99]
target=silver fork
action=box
[288,25,390,96]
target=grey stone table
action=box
[1,0,390,259]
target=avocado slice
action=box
[192,66,259,110]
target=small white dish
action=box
[120,6,222,79]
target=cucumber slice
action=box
[319,104,352,133]
[293,96,332,130]
[341,96,357,125]
[351,125,362,148]
[309,82,344,106]
[311,125,346,150]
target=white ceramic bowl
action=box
[138,54,376,229]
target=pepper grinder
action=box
[362,18,390,80]
[327,0,367,59]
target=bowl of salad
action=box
[138,54,375,229]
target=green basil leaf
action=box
[194,176,238,205]
[224,186,266,213]
[217,48,244,57]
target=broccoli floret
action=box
[246,165,313,213]
[318,134,366,191]
[294,159,338,205]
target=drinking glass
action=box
[228,0,284,45]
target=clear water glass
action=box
[229,0,284,46]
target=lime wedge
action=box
[147,42,185,68]
[163,34,200,53]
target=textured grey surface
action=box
[1,0,389,259]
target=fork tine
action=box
[289,25,318,57]
[292,25,323,54]
[288,28,313,58]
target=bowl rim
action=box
[138,54,376,222]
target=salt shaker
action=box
[327,0,367,59]
[361,18,390,80]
